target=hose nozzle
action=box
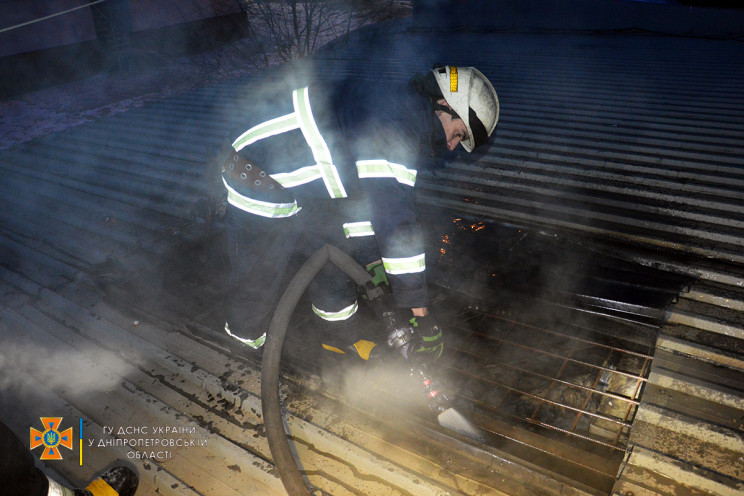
[412,364,451,414]
[382,311,451,414]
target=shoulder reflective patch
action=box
[356,160,417,187]
[293,87,348,198]
[449,66,458,92]
[382,253,426,275]
[343,221,375,238]
[230,87,348,199]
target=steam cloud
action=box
[0,338,134,399]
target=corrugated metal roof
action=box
[8,25,742,269]
[1,15,744,496]
[407,31,744,264]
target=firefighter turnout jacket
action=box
[222,77,441,312]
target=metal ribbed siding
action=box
[1,18,744,496]
[304,27,744,264]
[388,33,744,265]
[0,85,233,270]
[5,27,742,272]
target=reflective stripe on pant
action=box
[224,201,377,341]
[312,301,358,322]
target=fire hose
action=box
[260,244,481,496]
[260,244,372,496]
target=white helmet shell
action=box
[432,66,500,152]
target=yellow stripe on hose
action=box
[322,343,346,354]
[352,340,377,361]
[85,478,119,496]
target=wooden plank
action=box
[631,404,744,480]
[615,445,743,496]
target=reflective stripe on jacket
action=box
[225,79,438,308]
[226,87,347,218]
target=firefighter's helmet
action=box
[431,66,499,152]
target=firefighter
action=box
[0,420,138,496]
[210,65,499,361]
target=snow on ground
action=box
[0,6,410,151]
[0,48,257,151]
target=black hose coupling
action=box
[382,311,417,360]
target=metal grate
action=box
[445,305,655,492]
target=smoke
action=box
[323,351,461,427]
[0,337,135,400]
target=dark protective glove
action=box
[409,314,444,360]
